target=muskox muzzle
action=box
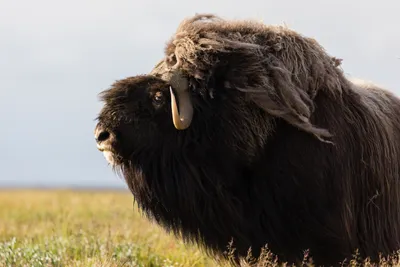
[94,124,115,151]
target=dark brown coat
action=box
[96,14,400,266]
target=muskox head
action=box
[95,70,196,165]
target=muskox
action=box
[94,14,400,266]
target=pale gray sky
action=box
[1,0,399,188]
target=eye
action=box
[152,91,164,105]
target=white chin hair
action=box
[103,151,116,165]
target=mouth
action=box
[97,143,109,152]
[97,144,118,166]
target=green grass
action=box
[1,189,400,267]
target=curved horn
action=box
[169,71,194,130]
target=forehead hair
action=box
[99,75,169,105]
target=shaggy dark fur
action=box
[95,14,400,266]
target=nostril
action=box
[96,131,110,142]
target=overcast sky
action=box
[1,0,399,189]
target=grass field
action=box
[0,189,216,267]
[1,189,400,267]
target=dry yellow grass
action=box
[0,189,213,266]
